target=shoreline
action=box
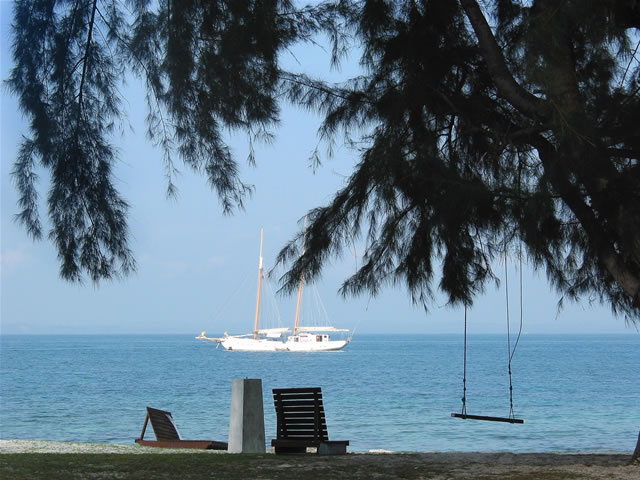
[0,439,633,456]
[1,440,637,479]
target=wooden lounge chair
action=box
[135,407,228,450]
[271,387,349,455]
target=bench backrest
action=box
[146,407,181,441]
[272,387,329,441]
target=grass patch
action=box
[0,453,445,480]
[471,474,581,480]
[0,454,613,479]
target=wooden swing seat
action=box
[451,413,524,424]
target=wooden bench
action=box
[271,387,349,455]
[135,407,228,450]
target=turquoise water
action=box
[0,334,638,452]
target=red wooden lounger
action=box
[135,407,227,450]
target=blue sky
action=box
[1,2,636,335]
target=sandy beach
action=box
[1,440,637,479]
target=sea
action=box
[0,334,638,453]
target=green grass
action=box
[1,454,418,480]
[470,475,581,480]
[0,453,596,480]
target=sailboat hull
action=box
[284,338,349,352]
[220,336,349,352]
[220,337,290,352]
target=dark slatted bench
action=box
[135,407,228,450]
[271,387,349,455]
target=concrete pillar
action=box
[228,378,266,453]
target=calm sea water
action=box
[0,334,638,452]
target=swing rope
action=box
[452,247,524,424]
[505,247,524,420]
[505,251,515,419]
[461,304,468,416]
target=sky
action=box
[1,2,637,336]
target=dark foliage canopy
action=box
[8,1,640,322]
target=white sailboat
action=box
[196,229,351,352]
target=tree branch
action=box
[279,71,371,104]
[459,0,549,120]
[532,134,640,307]
[77,0,98,121]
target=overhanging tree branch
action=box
[77,0,98,120]
[459,0,549,120]
[532,133,640,307]
[8,1,640,320]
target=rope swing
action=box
[451,249,524,424]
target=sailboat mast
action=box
[293,220,308,336]
[253,229,264,339]
[293,271,304,335]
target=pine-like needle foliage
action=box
[276,0,640,322]
[9,0,133,281]
[7,0,345,282]
[8,1,640,323]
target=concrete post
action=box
[228,378,266,453]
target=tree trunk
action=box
[461,0,640,311]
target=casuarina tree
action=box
[8,1,640,322]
